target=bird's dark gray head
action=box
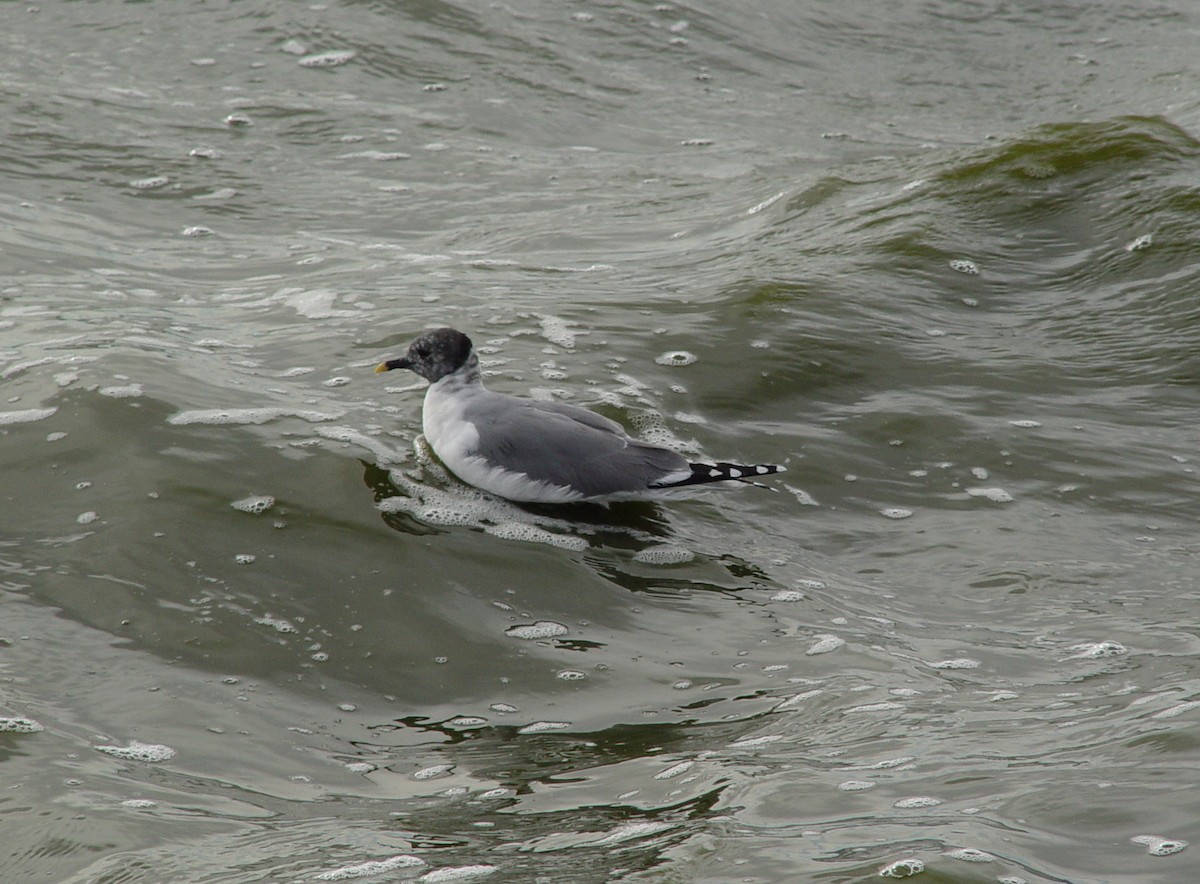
[375,327,475,383]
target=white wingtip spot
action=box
[756,465,768,475]
[709,468,722,478]
[729,468,742,478]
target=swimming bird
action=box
[375,327,785,503]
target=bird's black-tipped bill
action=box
[375,357,411,373]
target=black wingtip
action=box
[652,461,787,490]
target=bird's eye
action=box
[415,346,430,358]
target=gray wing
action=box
[465,394,688,497]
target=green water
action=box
[2,2,1200,881]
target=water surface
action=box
[2,1,1200,881]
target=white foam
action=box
[416,866,496,883]
[168,407,340,426]
[1131,834,1187,856]
[806,635,845,655]
[587,822,675,846]
[99,383,144,398]
[945,847,995,863]
[880,508,913,519]
[517,721,570,735]
[0,717,43,733]
[94,741,176,763]
[314,855,425,880]
[894,796,943,808]
[654,350,698,366]
[879,858,925,878]
[774,689,823,711]
[1064,641,1127,660]
[771,589,805,602]
[928,658,980,670]
[231,495,275,514]
[949,259,979,275]
[966,487,1013,503]
[654,760,695,780]
[844,702,904,714]
[315,426,408,466]
[255,615,298,633]
[838,780,875,791]
[485,521,588,551]
[633,544,695,565]
[412,763,453,780]
[0,407,57,425]
[728,734,784,749]
[536,314,579,348]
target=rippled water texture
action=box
[3,2,1200,881]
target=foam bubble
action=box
[729,734,784,749]
[878,858,925,878]
[504,620,568,640]
[771,589,805,602]
[949,259,980,274]
[168,407,339,426]
[555,669,586,681]
[1125,234,1153,252]
[130,175,170,190]
[417,866,496,883]
[654,350,698,366]
[255,615,298,633]
[0,717,43,733]
[844,702,904,714]
[517,721,570,735]
[0,407,57,425]
[447,716,487,728]
[121,799,158,809]
[314,855,425,880]
[1008,419,1041,428]
[838,780,875,791]
[77,511,99,525]
[99,383,144,398]
[485,522,588,551]
[880,508,913,519]
[1131,834,1187,856]
[536,314,579,348]
[929,658,980,670]
[412,763,453,780]
[894,796,942,808]
[231,495,275,514]
[298,50,357,68]
[806,635,845,656]
[966,487,1013,502]
[95,741,176,763]
[774,689,823,711]
[654,760,695,780]
[1151,701,1200,719]
[1064,641,1127,659]
[633,544,694,565]
[945,847,995,863]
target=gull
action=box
[375,327,785,503]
